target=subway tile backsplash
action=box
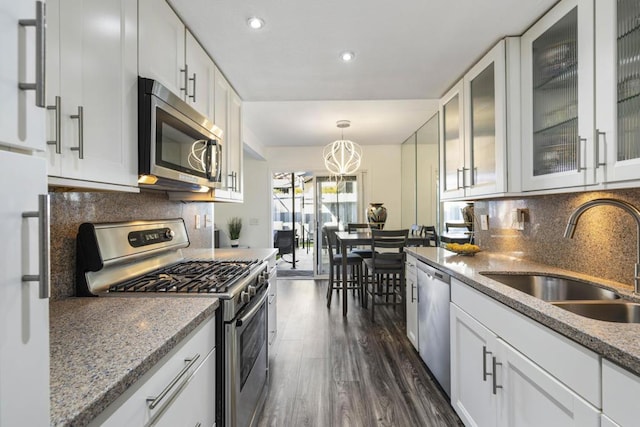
[50,190,214,300]
[473,188,640,289]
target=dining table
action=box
[334,230,430,316]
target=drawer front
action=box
[94,315,216,426]
[451,279,601,407]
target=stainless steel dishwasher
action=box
[417,261,451,397]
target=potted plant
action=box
[228,217,242,247]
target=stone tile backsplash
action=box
[473,188,640,289]
[50,190,214,300]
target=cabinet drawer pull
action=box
[482,346,492,381]
[411,283,416,303]
[595,129,606,168]
[189,73,197,102]
[21,194,50,299]
[70,106,84,159]
[47,96,62,153]
[195,423,202,427]
[492,356,503,394]
[147,354,201,410]
[18,1,46,107]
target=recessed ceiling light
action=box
[247,17,265,30]
[340,51,355,62]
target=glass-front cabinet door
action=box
[464,40,507,197]
[595,0,640,184]
[439,80,465,199]
[521,0,595,191]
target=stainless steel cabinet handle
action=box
[411,283,416,302]
[180,64,189,96]
[18,1,46,107]
[456,168,463,190]
[595,129,606,168]
[70,106,84,159]
[195,423,202,427]
[47,96,61,153]
[492,356,503,394]
[189,73,197,102]
[463,167,471,188]
[576,136,587,172]
[147,354,201,410]
[482,346,492,381]
[21,194,50,299]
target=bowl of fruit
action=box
[445,243,481,256]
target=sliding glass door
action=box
[314,175,360,276]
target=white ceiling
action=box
[169,0,557,148]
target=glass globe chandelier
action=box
[323,120,362,176]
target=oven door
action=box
[225,286,269,427]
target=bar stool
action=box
[323,226,363,308]
[362,229,408,321]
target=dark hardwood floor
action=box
[257,279,463,427]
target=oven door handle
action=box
[236,288,268,327]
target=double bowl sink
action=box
[481,273,640,323]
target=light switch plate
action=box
[195,214,201,229]
[480,215,489,230]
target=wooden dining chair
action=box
[362,229,409,321]
[421,225,439,247]
[323,226,363,308]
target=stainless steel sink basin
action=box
[481,273,620,301]
[552,301,640,323]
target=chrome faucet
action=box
[564,198,640,294]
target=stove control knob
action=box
[164,229,175,240]
[240,291,250,304]
[248,285,257,296]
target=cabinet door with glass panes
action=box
[521,0,595,191]
[595,0,640,184]
[464,39,507,197]
[439,80,466,200]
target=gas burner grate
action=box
[108,259,261,293]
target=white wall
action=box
[266,144,403,229]
[214,155,272,248]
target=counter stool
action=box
[324,226,363,308]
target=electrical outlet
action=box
[204,214,212,228]
[480,215,489,230]
[195,214,201,229]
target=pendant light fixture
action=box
[323,120,362,176]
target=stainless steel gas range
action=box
[76,218,269,427]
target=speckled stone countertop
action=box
[406,247,640,377]
[49,296,219,427]
[183,247,277,262]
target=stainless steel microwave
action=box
[138,77,223,192]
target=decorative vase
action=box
[367,202,387,229]
[230,239,239,248]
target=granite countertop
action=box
[49,296,219,427]
[184,247,277,262]
[406,247,640,376]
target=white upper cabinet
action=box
[45,0,138,190]
[595,0,640,185]
[139,0,216,121]
[185,30,216,121]
[440,39,517,200]
[0,0,46,151]
[138,0,185,98]
[521,0,595,191]
[440,80,466,199]
[214,66,243,201]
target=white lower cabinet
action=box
[450,278,601,427]
[496,338,599,426]
[602,358,640,427]
[91,316,216,426]
[405,255,418,350]
[450,305,498,426]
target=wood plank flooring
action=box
[257,279,463,427]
